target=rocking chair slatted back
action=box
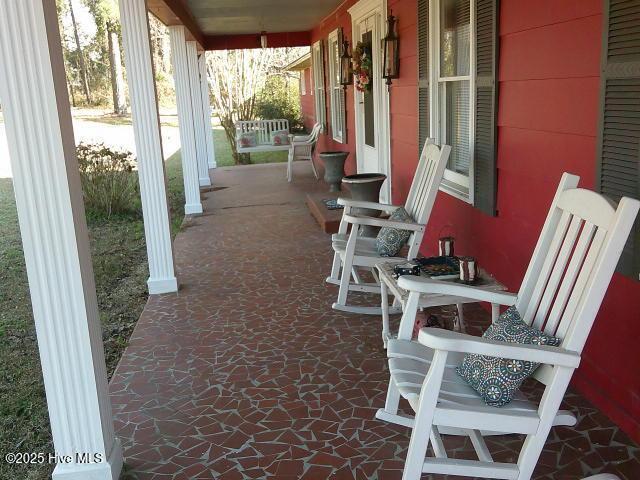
[515,174,639,367]
[404,141,451,227]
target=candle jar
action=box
[438,236,455,257]
[459,256,477,283]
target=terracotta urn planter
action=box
[319,151,349,192]
[342,173,387,236]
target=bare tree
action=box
[68,0,92,104]
[207,49,275,164]
[107,20,126,114]
[206,47,307,165]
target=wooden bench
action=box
[235,119,291,153]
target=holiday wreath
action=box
[352,41,373,92]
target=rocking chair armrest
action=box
[417,329,581,368]
[397,276,518,306]
[342,214,425,232]
[337,198,401,214]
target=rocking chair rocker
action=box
[326,139,451,314]
[377,173,639,480]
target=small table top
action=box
[376,259,507,308]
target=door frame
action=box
[348,0,392,203]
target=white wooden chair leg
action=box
[328,252,342,282]
[381,281,390,347]
[402,350,449,480]
[352,267,364,284]
[397,292,420,340]
[383,377,401,415]
[335,226,358,307]
[491,303,500,323]
[287,153,293,182]
[310,155,319,179]
[429,426,448,458]
[456,303,465,332]
[516,370,573,479]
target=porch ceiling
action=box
[187,0,342,35]
[148,0,342,50]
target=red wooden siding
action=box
[309,0,419,182]
[304,0,639,442]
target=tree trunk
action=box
[68,0,91,105]
[107,24,126,115]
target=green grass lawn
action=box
[0,119,286,479]
[0,152,185,480]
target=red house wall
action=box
[310,0,419,179]
[308,0,639,442]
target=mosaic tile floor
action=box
[110,162,640,479]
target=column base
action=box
[52,438,123,480]
[147,276,178,294]
[185,203,203,215]
[199,176,212,187]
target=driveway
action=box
[0,111,181,179]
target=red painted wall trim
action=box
[205,31,312,51]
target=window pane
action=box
[440,0,470,77]
[440,80,470,175]
[335,41,341,85]
[362,31,375,147]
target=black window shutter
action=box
[418,0,429,149]
[473,0,499,216]
[596,0,640,278]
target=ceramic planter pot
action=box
[319,151,349,192]
[342,173,387,236]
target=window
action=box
[430,0,475,202]
[596,0,640,278]
[311,40,326,131]
[418,0,498,214]
[300,69,307,95]
[327,29,346,143]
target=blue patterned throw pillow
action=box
[456,306,561,407]
[375,207,413,257]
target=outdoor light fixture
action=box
[340,37,353,89]
[382,11,399,86]
[260,31,268,49]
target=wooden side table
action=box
[376,260,507,345]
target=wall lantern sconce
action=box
[340,37,353,89]
[382,11,399,86]
[260,31,268,49]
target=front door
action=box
[350,0,391,202]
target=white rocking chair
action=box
[287,122,321,182]
[326,140,451,314]
[376,172,639,480]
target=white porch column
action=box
[0,2,122,479]
[119,0,178,294]
[168,25,203,214]
[187,41,211,186]
[199,52,217,169]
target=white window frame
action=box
[300,69,306,95]
[311,40,326,131]
[327,29,346,143]
[429,0,475,204]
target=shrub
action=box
[76,142,138,217]
[255,74,304,132]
